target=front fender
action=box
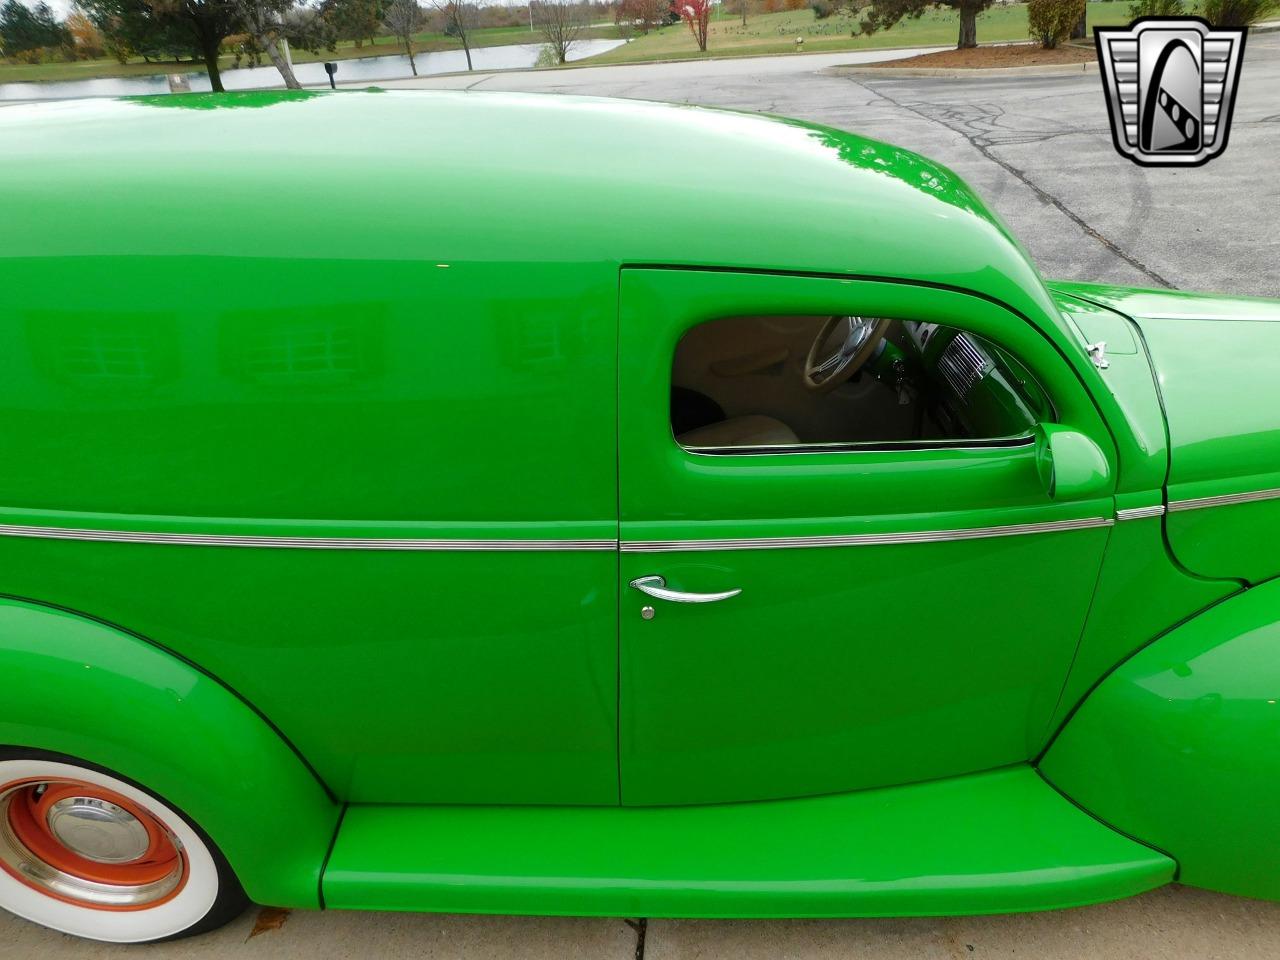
[0,597,339,908]
[1042,580,1280,901]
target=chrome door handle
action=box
[629,575,741,604]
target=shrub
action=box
[1027,0,1083,48]
[810,0,836,16]
[104,35,135,64]
[66,11,104,60]
[1200,0,1279,24]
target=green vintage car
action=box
[0,89,1277,943]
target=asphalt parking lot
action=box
[386,31,1280,298]
[4,35,1280,960]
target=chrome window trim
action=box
[1141,313,1278,322]
[1115,505,1166,521]
[681,434,1036,457]
[621,517,1113,553]
[1167,487,1280,513]
[0,523,617,552]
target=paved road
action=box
[376,33,1280,298]
[5,37,1280,960]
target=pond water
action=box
[0,38,627,101]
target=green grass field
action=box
[591,1,1131,64]
[0,2,1131,86]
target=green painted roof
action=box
[1,89,1055,321]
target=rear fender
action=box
[1042,578,1280,901]
[0,597,339,908]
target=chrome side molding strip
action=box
[1167,487,1280,513]
[621,517,1113,553]
[1115,505,1166,521]
[8,490,1276,550]
[0,515,1121,553]
[0,523,617,552]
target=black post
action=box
[324,62,338,89]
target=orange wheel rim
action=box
[0,777,188,911]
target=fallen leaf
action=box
[248,907,291,939]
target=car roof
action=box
[0,89,1054,322]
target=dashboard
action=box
[899,320,1049,440]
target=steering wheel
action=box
[802,315,892,393]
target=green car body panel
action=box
[1042,577,1280,902]
[1055,281,1280,583]
[0,598,338,908]
[324,766,1174,917]
[0,90,1275,918]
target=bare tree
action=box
[428,0,473,70]
[383,0,423,73]
[532,0,583,64]
[234,0,301,87]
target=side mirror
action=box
[1034,424,1110,501]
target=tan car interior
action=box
[670,314,1047,451]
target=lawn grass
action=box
[589,1,1132,64]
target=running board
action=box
[322,766,1173,918]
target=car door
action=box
[618,269,1116,806]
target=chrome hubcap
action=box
[46,797,151,864]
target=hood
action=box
[1054,282,1280,584]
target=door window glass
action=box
[671,315,1053,452]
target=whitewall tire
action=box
[0,751,247,943]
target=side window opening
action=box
[671,315,1053,453]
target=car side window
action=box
[671,314,1054,453]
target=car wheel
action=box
[0,750,248,943]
